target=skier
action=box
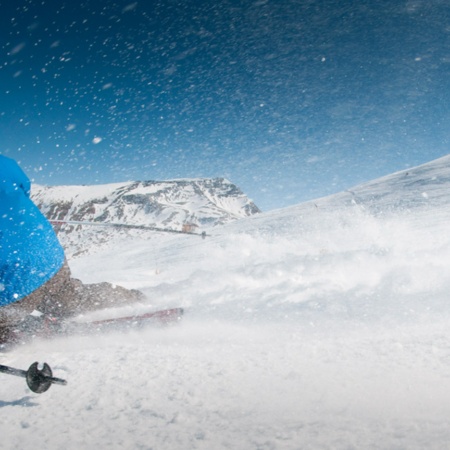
[0,155,144,343]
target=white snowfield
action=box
[3,155,450,449]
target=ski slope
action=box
[2,156,450,449]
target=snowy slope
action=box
[2,155,450,449]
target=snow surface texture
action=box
[3,155,450,449]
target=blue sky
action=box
[1,0,450,211]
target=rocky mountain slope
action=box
[31,178,260,257]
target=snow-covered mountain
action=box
[230,153,450,239]
[31,177,260,257]
[320,153,450,212]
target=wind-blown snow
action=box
[2,156,450,449]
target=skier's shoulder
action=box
[0,155,25,175]
[0,155,31,196]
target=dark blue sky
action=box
[1,0,450,211]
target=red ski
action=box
[83,307,184,331]
[3,308,184,350]
[56,307,184,335]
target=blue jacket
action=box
[0,155,65,306]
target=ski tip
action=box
[159,307,184,323]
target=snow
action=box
[3,156,450,449]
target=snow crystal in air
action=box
[9,42,26,55]
[122,2,138,13]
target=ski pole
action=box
[0,362,67,394]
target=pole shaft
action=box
[0,364,27,378]
[0,363,67,386]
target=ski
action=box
[69,307,184,334]
[3,307,183,349]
